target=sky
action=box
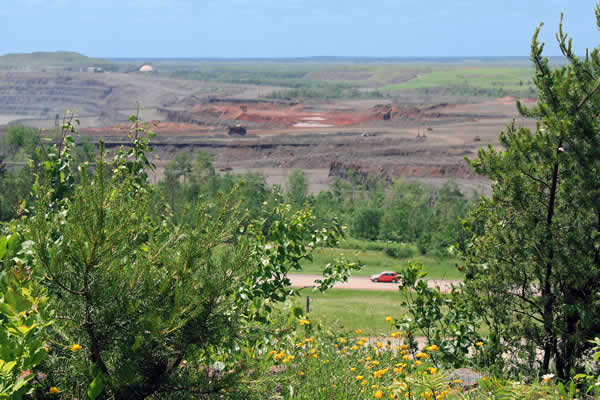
[0,0,598,58]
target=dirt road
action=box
[289,274,461,293]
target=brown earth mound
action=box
[164,100,422,130]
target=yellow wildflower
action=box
[475,341,484,347]
[356,375,365,380]
[49,387,60,394]
[374,390,383,399]
[391,331,403,338]
[70,344,82,351]
[426,344,439,352]
[415,352,429,359]
[385,316,394,322]
[372,384,379,389]
[355,329,363,334]
[373,368,390,379]
[298,319,310,326]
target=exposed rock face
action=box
[0,72,114,117]
[329,160,392,184]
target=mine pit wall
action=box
[328,159,484,194]
[157,108,207,126]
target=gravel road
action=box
[289,274,462,293]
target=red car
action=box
[370,271,400,283]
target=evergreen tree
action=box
[463,7,600,379]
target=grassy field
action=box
[289,289,408,335]
[287,289,488,337]
[380,67,535,93]
[300,247,463,280]
[112,59,539,99]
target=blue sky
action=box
[1,0,598,58]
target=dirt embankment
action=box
[157,100,453,131]
[0,71,115,117]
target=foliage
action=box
[395,264,483,369]
[351,207,383,240]
[13,114,357,399]
[0,223,53,399]
[285,168,308,210]
[266,86,383,100]
[1,126,40,157]
[461,7,600,379]
[241,316,570,399]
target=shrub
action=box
[21,116,359,399]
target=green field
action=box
[300,247,463,280]
[289,289,407,335]
[380,67,535,93]
[107,58,541,99]
[288,289,488,337]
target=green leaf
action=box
[87,374,105,400]
[0,236,7,259]
[290,305,305,319]
[131,335,142,351]
[15,324,36,335]
[0,360,16,375]
[6,235,19,253]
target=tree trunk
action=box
[542,160,560,372]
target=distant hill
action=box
[0,51,116,71]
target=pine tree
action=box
[463,5,600,379]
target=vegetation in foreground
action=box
[2,4,600,399]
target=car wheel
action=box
[392,279,397,283]
[373,278,379,282]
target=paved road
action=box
[289,274,462,293]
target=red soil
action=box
[190,101,388,129]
